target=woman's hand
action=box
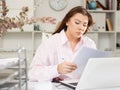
[57,61,77,74]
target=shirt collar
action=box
[60,29,84,46]
[60,30,68,45]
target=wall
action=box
[0,0,85,60]
[34,0,84,32]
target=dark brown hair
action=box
[53,6,93,35]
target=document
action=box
[34,81,52,90]
[0,58,18,70]
[72,46,111,74]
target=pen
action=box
[61,57,65,62]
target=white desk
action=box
[28,81,120,90]
[28,81,73,90]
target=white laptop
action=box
[60,57,120,90]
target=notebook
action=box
[60,57,120,90]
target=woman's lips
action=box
[76,32,82,35]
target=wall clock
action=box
[49,0,68,11]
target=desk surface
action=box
[28,81,120,90]
[28,81,73,90]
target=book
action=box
[86,0,90,4]
[106,0,112,10]
[96,0,107,10]
[106,18,113,31]
[117,0,120,10]
[86,0,90,9]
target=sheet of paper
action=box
[34,81,52,90]
[0,58,18,70]
[72,46,111,74]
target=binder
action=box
[91,13,106,31]
[116,11,120,31]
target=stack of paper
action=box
[0,58,18,71]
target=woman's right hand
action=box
[57,61,77,74]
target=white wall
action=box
[34,0,84,32]
[34,0,83,20]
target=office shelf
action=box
[0,0,120,59]
[0,47,28,90]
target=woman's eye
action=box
[83,24,87,27]
[75,21,79,24]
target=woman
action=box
[28,6,96,82]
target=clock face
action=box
[49,0,68,11]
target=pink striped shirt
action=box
[28,30,96,82]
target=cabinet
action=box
[0,47,28,90]
[83,0,120,54]
[0,0,120,59]
[116,11,120,50]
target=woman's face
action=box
[66,13,88,39]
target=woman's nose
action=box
[78,24,84,31]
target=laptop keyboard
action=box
[69,82,78,86]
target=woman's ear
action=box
[66,22,68,26]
